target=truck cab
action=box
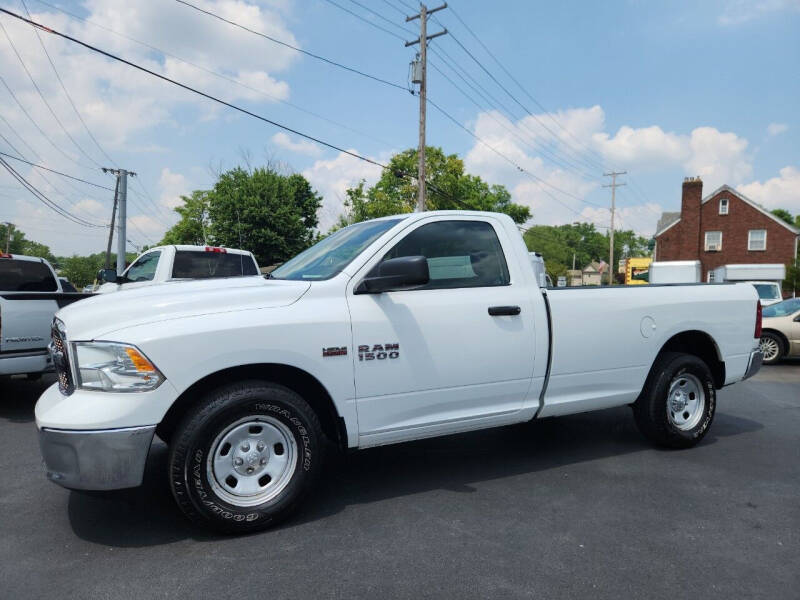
[97,245,260,293]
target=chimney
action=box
[681,176,703,258]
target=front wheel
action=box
[759,332,784,365]
[633,352,716,449]
[169,380,323,533]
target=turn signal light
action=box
[125,347,157,372]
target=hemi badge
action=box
[322,346,347,357]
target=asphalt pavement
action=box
[1,363,798,599]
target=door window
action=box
[124,251,161,282]
[376,220,510,289]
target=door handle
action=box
[488,305,521,316]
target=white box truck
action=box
[648,261,702,284]
[712,264,785,306]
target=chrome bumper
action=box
[743,349,763,381]
[39,425,156,490]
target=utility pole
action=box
[603,171,626,286]
[3,222,12,254]
[104,176,119,270]
[102,168,136,275]
[405,3,447,212]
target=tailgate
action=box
[0,293,89,353]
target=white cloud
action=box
[302,151,384,231]
[271,132,322,157]
[158,168,190,210]
[737,166,800,214]
[767,122,788,137]
[458,105,753,235]
[0,0,298,154]
[718,0,800,25]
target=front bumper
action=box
[743,348,763,381]
[39,425,155,490]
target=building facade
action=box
[654,177,799,281]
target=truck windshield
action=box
[752,283,781,300]
[271,218,402,281]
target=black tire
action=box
[633,352,716,449]
[759,332,784,365]
[169,380,323,534]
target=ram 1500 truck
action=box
[96,244,260,293]
[36,211,763,533]
[0,253,89,377]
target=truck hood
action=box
[56,276,310,340]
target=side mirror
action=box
[355,256,429,294]
[98,268,121,284]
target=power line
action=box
[0,155,106,227]
[174,0,407,91]
[0,8,388,170]
[424,94,606,222]
[19,0,118,168]
[30,0,398,150]
[0,18,102,169]
[0,151,115,190]
[347,0,415,36]
[444,3,610,171]
[321,0,407,41]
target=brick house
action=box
[654,177,799,282]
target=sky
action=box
[0,0,798,256]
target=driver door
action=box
[118,250,162,290]
[347,217,537,446]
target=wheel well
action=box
[658,330,726,388]
[156,364,347,450]
[762,328,789,354]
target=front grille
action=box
[50,322,74,395]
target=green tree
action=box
[161,191,210,246]
[771,208,795,226]
[340,147,531,226]
[159,167,322,266]
[0,223,56,262]
[523,222,652,283]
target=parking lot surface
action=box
[2,364,799,599]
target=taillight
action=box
[204,246,226,253]
[754,300,762,339]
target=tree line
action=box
[4,147,798,290]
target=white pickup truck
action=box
[96,244,260,293]
[36,211,763,533]
[0,253,89,377]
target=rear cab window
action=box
[0,258,57,292]
[172,251,257,279]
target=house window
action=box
[748,229,767,251]
[707,270,715,282]
[704,231,722,251]
[719,198,729,215]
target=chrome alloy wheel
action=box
[666,373,706,431]
[760,336,781,363]
[206,416,297,507]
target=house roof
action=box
[654,184,800,238]
[655,212,681,237]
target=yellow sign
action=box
[625,257,652,285]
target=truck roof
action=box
[0,253,48,263]
[145,245,255,256]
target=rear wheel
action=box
[759,332,784,365]
[633,352,716,449]
[169,380,323,533]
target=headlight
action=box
[73,342,165,392]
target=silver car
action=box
[760,298,800,364]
